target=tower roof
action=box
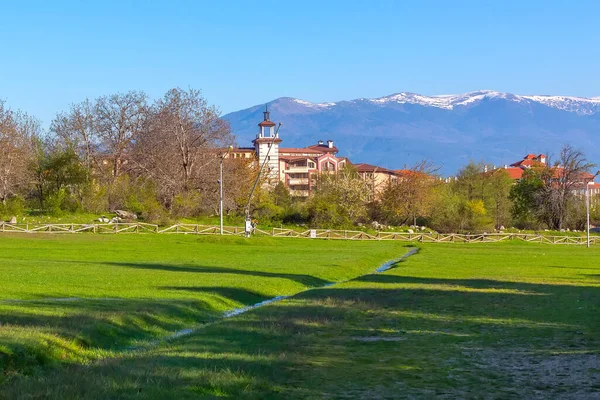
[258,104,276,127]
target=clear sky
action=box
[2,0,599,127]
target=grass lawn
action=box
[0,233,408,383]
[1,238,600,399]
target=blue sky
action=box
[1,0,599,127]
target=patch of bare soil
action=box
[468,349,600,399]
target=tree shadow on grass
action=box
[0,298,217,349]
[158,286,271,305]
[3,270,600,399]
[107,262,331,287]
[4,277,600,399]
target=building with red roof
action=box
[230,107,396,197]
[500,153,600,203]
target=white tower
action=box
[253,105,281,183]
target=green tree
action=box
[483,169,514,229]
[431,161,511,233]
[509,167,545,228]
[272,181,292,209]
[31,144,89,213]
[308,166,370,228]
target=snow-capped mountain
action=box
[223,91,600,174]
[368,91,600,115]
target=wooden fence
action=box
[0,222,597,246]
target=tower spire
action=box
[263,104,270,122]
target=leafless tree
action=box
[0,101,40,204]
[95,91,148,179]
[133,88,234,205]
[50,99,98,169]
[538,144,596,229]
[381,160,440,226]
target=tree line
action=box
[1,88,256,223]
[1,90,597,232]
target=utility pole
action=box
[587,171,600,248]
[219,146,233,235]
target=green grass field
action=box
[0,234,408,381]
[1,234,599,399]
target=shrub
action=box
[0,196,25,219]
[171,191,203,218]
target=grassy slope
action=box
[3,241,599,399]
[0,234,408,381]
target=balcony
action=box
[288,178,309,185]
[284,166,309,173]
[289,190,310,197]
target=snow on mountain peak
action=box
[369,91,600,115]
[291,98,336,108]
[287,91,600,115]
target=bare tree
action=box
[538,144,596,230]
[134,88,233,205]
[0,101,40,204]
[50,99,98,169]
[95,91,148,179]
[381,160,440,226]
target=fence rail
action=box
[0,222,597,246]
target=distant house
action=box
[352,163,396,200]
[490,153,549,180]
[494,153,600,203]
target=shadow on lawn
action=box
[3,274,600,399]
[0,298,219,351]
[158,286,271,305]
[107,262,331,287]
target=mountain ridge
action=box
[286,90,600,115]
[223,90,600,174]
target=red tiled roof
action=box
[503,167,524,180]
[355,163,395,174]
[580,171,596,180]
[258,120,276,127]
[510,153,548,168]
[279,147,325,154]
[510,159,539,167]
[307,144,339,153]
[395,169,433,179]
